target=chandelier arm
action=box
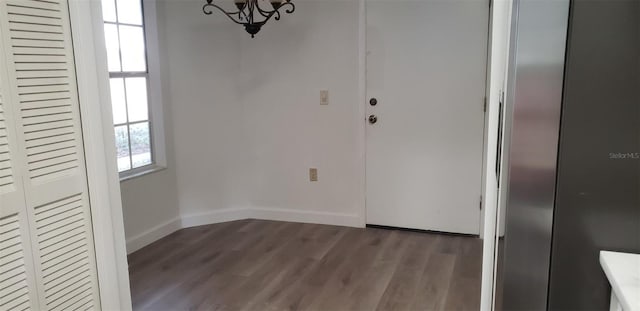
[282,2,295,14]
[257,8,274,19]
[238,4,249,23]
[203,3,245,24]
[246,0,252,24]
[254,1,275,18]
[260,2,294,23]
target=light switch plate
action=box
[309,168,318,181]
[320,90,329,105]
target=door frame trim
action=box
[357,0,367,227]
[69,1,133,310]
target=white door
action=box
[0,0,101,309]
[0,52,39,311]
[365,0,488,234]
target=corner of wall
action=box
[125,216,182,254]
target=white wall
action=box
[160,0,246,219]
[120,170,180,251]
[119,0,181,253]
[238,0,362,220]
[158,0,363,226]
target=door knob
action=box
[369,115,378,124]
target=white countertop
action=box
[600,251,640,311]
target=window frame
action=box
[101,0,167,181]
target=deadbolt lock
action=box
[369,98,378,106]
[369,115,378,124]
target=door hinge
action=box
[483,97,487,112]
[479,196,483,210]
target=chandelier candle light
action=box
[203,0,295,37]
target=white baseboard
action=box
[126,207,363,253]
[250,207,363,228]
[180,207,251,228]
[125,217,182,254]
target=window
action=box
[101,0,153,174]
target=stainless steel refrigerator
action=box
[496,0,640,309]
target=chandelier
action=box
[203,0,295,37]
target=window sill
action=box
[119,165,166,182]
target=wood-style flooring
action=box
[128,220,482,311]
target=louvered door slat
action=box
[19,84,69,95]
[22,121,72,136]
[32,195,81,218]
[17,77,67,87]
[0,248,23,269]
[14,54,66,63]
[15,62,68,71]
[41,257,88,290]
[0,86,14,194]
[25,135,75,152]
[7,1,62,16]
[34,200,81,224]
[16,70,68,79]
[0,0,101,309]
[7,0,62,12]
[9,22,63,35]
[6,5,63,19]
[39,239,85,266]
[0,215,34,311]
[29,154,76,173]
[5,297,29,311]
[24,130,74,146]
[0,167,12,178]
[40,244,86,272]
[21,98,70,111]
[0,151,10,163]
[0,143,10,154]
[0,214,19,232]
[0,261,22,279]
[11,39,65,50]
[0,21,38,307]
[21,104,70,118]
[9,30,64,41]
[9,17,63,29]
[25,139,74,156]
[0,156,10,168]
[37,212,83,239]
[64,292,93,311]
[1,286,29,309]
[14,47,66,55]
[0,175,13,188]
[23,124,73,140]
[0,267,26,294]
[7,4,63,17]
[45,269,90,302]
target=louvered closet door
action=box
[0,46,39,311]
[0,0,101,310]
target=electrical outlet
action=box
[309,168,318,181]
[320,90,329,105]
